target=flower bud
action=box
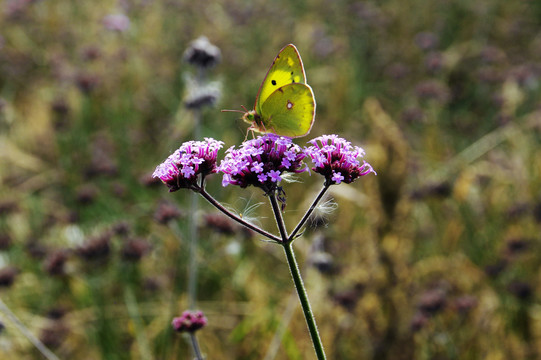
[183,36,221,69]
[172,310,208,333]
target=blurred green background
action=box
[1,0,541,359]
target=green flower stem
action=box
[124,287,152,360]
[282,241,327,360]
[202,186,328,359]
[289,184,331,241]
[198,187,281,242]
[188,63,204,311]
[268,191,327,360]
[189,333,204,360]
[188,190,199,309]
[268,191,289,241]
[0,299,60,360]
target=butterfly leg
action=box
[262,122,278,135]
[260,116,279,136]
[245,126,257,141]
[259,121,274,135]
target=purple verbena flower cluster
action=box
[219,134,307,191]
[153,134,375,193]
[304,135,375,185]
[172,310,208,333]
[153,138,224,192]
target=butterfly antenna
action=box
[241,105,249,112]
[221,109,245,114]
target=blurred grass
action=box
[1,0,541,359]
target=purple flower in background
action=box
[414,31,439,51]
[219,134,307,191]
[172,310,208,333]
[304,135,375,185]
[102,14,130,32]
[153,138,224,192]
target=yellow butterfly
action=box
[227,44,316,138]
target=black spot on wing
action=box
[272,80,277,86]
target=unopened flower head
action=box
[172,310,208,333]
[304,135,375,185]
[183,36,222,69]
[219,134,307,192]
[153,138,224,192]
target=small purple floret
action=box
[332,171,344,184]
[304,135,375,185]
[153,138,224,192]
[269,170,282,182]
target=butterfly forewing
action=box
[260,83,316,138]
[255,44,307,114]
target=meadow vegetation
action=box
[1,1,541,359]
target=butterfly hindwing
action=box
[255,44,306,114]
[260,83,316,138]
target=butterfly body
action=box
[241,44,316,138]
